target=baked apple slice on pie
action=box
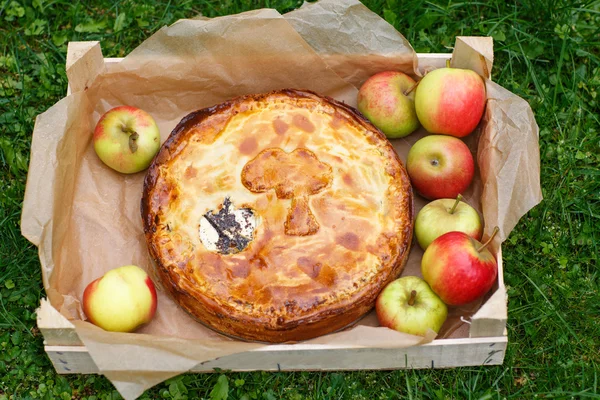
[141,89,413,343]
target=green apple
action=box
[357,71,420,138]
[93,105,161,174]
[414,66,486,138]
[422,227,499,306]
[82,265,158,332]
[376,276,448,336]
[414,194,483,250]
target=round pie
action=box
[141,89,413,343]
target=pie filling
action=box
[199,197,258,254]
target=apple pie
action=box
[141,89,413,342]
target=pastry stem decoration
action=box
[242,147,332,236]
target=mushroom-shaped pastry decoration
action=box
[242,147,332,236]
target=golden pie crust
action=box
[141,89,413,343]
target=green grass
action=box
[1,0,599,399]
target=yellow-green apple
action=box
[83,265,157,332]
[415,67,486,137]
[93,106,161,174]
[414,194,482,250]
[376,276,448,336]
[421,227,499,306]
[357,71,420,138]
[406,135,474,200]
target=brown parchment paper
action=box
[22,0,541,398]
[284,0,419,85]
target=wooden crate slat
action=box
[470,248,507,338]
[45,336,507,375]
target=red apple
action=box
[421,227,499,306]
[93,105,161,174]
[376,276,447,336]
[414,194,482,250]
[357,71,420,138]
[415,67,486,137]
[406,135,475,200]
[83,265,157,332]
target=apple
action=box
[414,194,482,250]
[83,265,158,332]
[357,71,420,138]
[93,105,161,174]
[414,66,486,137]
[376,275,448,337]
[421,227,499,306]
[406,134,475,200]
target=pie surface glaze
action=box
[142,89,413,342]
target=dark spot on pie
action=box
[284,300,297,313]
[293,114,315,133]
[273,118,289,135]
[336,232,360,251]
[343,173,353,186]
[250,255,267,270]
[184,165,198,179]
[239,136,258,155]
[329,111,345,129]
[231,262,250,279]
[297,257,322,279]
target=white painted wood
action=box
[101,54,453,69]
[471,248,507,338]
[416,52,452,71]
[45,346,99,374]
[65,41,105,93]
[37,299,82,346]
[45,336,507,374]
[452,37,493,79]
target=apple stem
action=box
[121,125,139,153]
[449,194,463,214]
[403,80,420,96]
[446,58,451,68]
[128,133,139,153]
[121,125,135,135]
[408,290,417,306]
[477,226,500,253]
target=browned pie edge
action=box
[141,89,414,343]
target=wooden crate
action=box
[36,42,507,375]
